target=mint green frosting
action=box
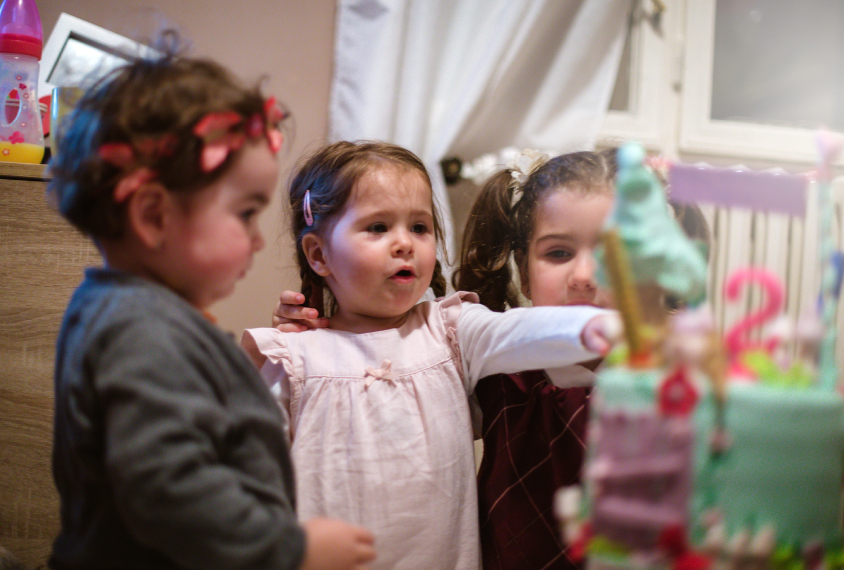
[596,143,708,306]
[592,367,844,546]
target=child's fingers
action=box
[354,526,375,545]
[582,312,622,355]
[288,306,321,320]
[272,291,307,321]
[352,525,376,564]
[581,328,607,355]
[272,289,326,330]
[273,322,311,333]
[356,544,376,564]
[274,299,320,320]
[278,290,306,306]
[272,316,330,331]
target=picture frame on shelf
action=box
[38,13,158,98]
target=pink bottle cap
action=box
[0,0,42,59]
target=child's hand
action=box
[301,518,376,570]
[273,290,330,332]
[581,311,622,356]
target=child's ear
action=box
[302,233,331,276]
[126,182,170,250]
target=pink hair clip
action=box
[303,189,314,226]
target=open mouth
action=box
[392,268,416,282]
[567,300,599,307]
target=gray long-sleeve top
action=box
[50,268,305,570]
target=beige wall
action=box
[36,0,337,337]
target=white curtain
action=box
[330,0,634,259]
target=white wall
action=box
[36,0,337,337]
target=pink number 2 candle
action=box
[724,267,785,359]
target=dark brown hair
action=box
[452,149,618,312]
[289,140,448,316]
[48,49,286,240]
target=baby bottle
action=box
[0,0,44,164]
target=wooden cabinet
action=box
[0,163,99,568]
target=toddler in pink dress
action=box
[243,141,618,570]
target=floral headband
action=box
[99,97,288,203]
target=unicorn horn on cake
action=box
[596,143,709,364]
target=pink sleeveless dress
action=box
[251,292,481,570]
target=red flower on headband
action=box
[264,97,286,123]
[100,98,287,178]
[245,113,264,139]
[135,134,178,158]
[99,142,136,169]
[264,97,286,153]
[113,167,157,203]
[270,131,283,152]
[193,111,248,172]
[193,111,242,141]
[200,132,247,172]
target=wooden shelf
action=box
[0,165,98,568]
[0,162,48,181]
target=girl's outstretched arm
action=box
[457,302,621,389]
[581,312,623,355]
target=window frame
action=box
[678,0,844,166]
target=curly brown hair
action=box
[289,140,448,316]
[452,149,618,312]
[48,48,287,241]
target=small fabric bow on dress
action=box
[99,96,287,204]
[363,359,394,388]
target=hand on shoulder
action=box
[272,290,330,332]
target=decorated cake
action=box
[557,140,844,570]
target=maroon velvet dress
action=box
[475,367,593,570]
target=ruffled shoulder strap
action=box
[436,291,478,370]
[243,327,290,364]
[437,290,479,332]
[436,290,482,435]
[242,327,298,386]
